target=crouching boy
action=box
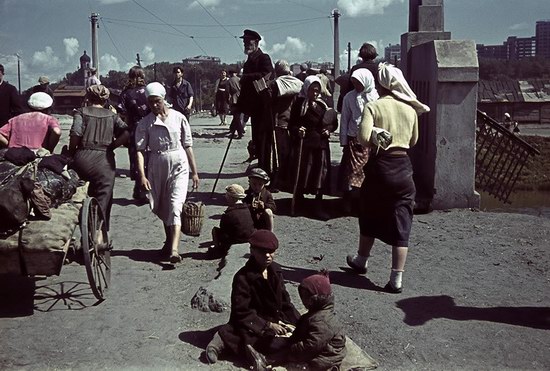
[248,269,347,371]
[205,230,300,367]
[211,184,255,256]
[244,168,276,231]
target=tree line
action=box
[479,57,550,80]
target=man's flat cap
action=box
[240,29,261,41]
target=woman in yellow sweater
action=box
[346,63,429,293]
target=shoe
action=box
[384,282,403,294]
[169,253,182,264]
[346,255,367,274]
[245,344,268,371]
[206,345,219,364]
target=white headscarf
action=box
[350,69,379,112]
[298,75,327,116]
[145,82,166,98]
[378,63,430,115]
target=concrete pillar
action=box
[408,40,480,210]
[401,0,480,210]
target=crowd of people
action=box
[0,29,431,370]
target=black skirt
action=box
[359,152,415,247]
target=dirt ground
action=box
[0,114,549,370]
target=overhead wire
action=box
[131,0,208,55]
[100,18,132,64]
[194,0,241,49]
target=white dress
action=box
[135,109,192,226]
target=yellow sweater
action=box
[358,95,418,150]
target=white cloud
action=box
[140,45,155,64]
[337,0,404,17]
[100,54,120,73]
[510,22,529,31]
[63,38,79,60]
[189,0,221,9]
[267,36,313,62]
[31,46,62,71]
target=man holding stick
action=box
[237,29,276,177]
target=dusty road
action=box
[0,114,549,370]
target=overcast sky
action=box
[0,0,548,91]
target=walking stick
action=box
[210,132,234,198]
[291,136,304,216]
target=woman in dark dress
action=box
[288,76,337,220]
[346,63,430,293]
[214,70,230,126]
[69,85,129,230]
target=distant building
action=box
[477,20,550,60]
[182,55,221,65]
[384,44,401,64]
[536,20,550,58]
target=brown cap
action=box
[86,84,110,101]
[38,76,49,84]
[249,230,278,252]
[225,184,246,199]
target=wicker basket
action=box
[182,201,204,237]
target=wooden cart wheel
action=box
[81,197,111,300]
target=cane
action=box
[210,132,234,198]
[291,136,304,216]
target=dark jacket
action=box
[0,82,24,128]
[218,259,300,355]
[244,187,276,230]
[219,203,256,245]
[238,48,273,117]
[289,98,337,150]
[167,79,194,115]
[288,295,346,370]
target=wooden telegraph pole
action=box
[90,13,100,73]
[332,9,341,107]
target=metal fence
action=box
[476,110,540,203]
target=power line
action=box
[285,0,327,15]
[103,20,233,39]
[194,0,241,49]
[100,15,329,28]
[131,0,208,55]
[100,18,132,64]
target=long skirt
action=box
[290,144,331,195]
[359,153,415,247]
[339,136,370,191]
[147,148,189,226]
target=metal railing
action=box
[475,110,540,203]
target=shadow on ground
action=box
[396,295,550,329]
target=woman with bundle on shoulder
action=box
[346,63,430,294]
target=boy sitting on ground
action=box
[244,168,276,231]
[211,184,255,256]
[205,230,300,368]
[247,269,347,371]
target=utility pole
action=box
[332,9,341,106]
[347,42,351,72]
[154,62,157,81]
[136,53,142,67]
[90,13,100,73]
[15,54,21,94]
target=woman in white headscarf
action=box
[288,76,338,220]
[135,82,200,263]
[339,68,379,212]
[346,63,429,294]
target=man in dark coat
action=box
[205,230,300,366]
[0,64,24,128]
[237,29,276,176]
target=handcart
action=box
[0,184,111,301]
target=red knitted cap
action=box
[300,270,331,296]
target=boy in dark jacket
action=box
[211,184,255,256]
[244,168,276,231]
[205,230,300,367]
[248,269,347,371]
